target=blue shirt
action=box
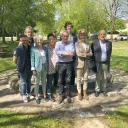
[55,41,75,62]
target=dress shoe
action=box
[36,98,40,104]
[67,96,71,103]
[95,92,99,97]
[48,95,55,102]
[58,96,64,104]
[102,92,108,97]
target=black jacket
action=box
[91,39,112,72]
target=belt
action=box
[100,61,107,64]
[58,61,73,64]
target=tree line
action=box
[0,0,127,43]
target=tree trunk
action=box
[16,31,20,41]
[11,34,14,42]
[1,25,6,43]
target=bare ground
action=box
[0,69,128,128]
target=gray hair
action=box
[24,26,33,32]
[98,30,107,36]
[34,34,43,43]
[61,30,69,37]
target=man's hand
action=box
[33,70,37,76]
[87,52,93,57]
[68,52,74,57]
[61,52,74,57]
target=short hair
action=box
[24,26,33,33]
[47,33,55,40]
[34,34,43,43]
[64,21,73,29]
[20,35,28,41]
[61,30,69,38]
[98,30,107,36]
[78,29,88,36]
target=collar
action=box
[99,40,106,44]
[61,41,69,44]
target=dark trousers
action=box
[47,73,55,95]
[58,62,73,96]
[71,56,76,85]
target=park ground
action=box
[0,40,128,128]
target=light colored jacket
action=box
[75,41,89,68]
[31,46,47,72]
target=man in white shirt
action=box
[91,30,112,97]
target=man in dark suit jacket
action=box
[91,30,112,97]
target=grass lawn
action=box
[104,105,128,128]
[0,110,73,128]
[0,41,18,72]
[111,41,128,72]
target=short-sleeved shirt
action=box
[13,45,30,71]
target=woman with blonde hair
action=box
[75,29,92,101]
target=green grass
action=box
[104,105,128,128]
[0,41,18,72]
[0,110,73,128]
[0,41,128,72]
[111,41,128,72]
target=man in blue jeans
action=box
[13,35,31,103]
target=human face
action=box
[36,37,43,46]
[48,36,55,45]
[79,33,86,42]
[20,37,29,46]
[66,25,72,33]
[25,28,33,37]
[98,30,106,41]
[62,32,69,43]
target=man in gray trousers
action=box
[91,30,112,97]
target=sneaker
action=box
[36,98,40,104]
[95,92,100,97]
[102,92,108,97]
[27,95,30,102]
[48,95,55,102]
[23,95,28,103]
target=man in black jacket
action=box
[91,30,112,97]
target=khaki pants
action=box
[95,63,108,92]
[76,64,88,93]
[34,65,47,94]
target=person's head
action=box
[20,35,29,46]
[34,35,43,47]
[78,29,88,42]
[47,33,55,45]
[98,30,107,41]
[64,21,73,33]
[24,26,33,37]
[61,31,69,43]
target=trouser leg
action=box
[95,64,102,92]
[58,63,66,96]
[65,63,72,97]
[76,68,82,93]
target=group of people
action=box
[13,21,112,104]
